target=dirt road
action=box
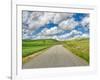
[22,45,88,69]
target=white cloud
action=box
[38,26,63,36]
[22,33,29,39]
[26,12,56,31]
[39,12,55,23]
[41,27,57,36]
[28,21,43,30]
[57,30,82,40]
[53,13,73,24]
[59,18,78,30]
[81,33,89,38]
[68,33,89,40]
[81,16,89,27]
[27,12,45,30]
[32,35,59,40]
[71,30,82,35]
[22,11,30,23]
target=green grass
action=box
[22,39,58,57]
[22,38,89,63]
[62,38,89,63]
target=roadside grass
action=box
[22,39,58,57]
[62,38,89,63]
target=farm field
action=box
[22,39,59,57]
[62,38,89,63]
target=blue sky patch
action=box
[45,23,58,29]
[73,13,88,22]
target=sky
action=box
[22,11,89,41]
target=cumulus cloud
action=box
[22,33,29,39]
[40,27,57,36]
[22,11,31,23]
[27,12,45,30]
[59,18,78,30]
[53,13,73,24]
[80,16,89,27]
[32,35,59,40]
[25,12,55,31]
[58,30,82,40]
[38,26,63,36]
[70,33,89,40]
[81,33,89,38]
